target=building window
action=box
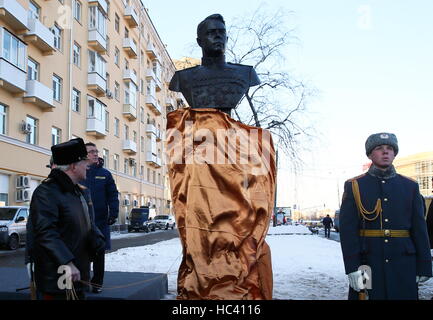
[51,24,62,51]
[72,88,80,112]
[124,124,129,140]
[140,107,144,123]
[87,96,107,128]
[153,171,155,184]
[114,47,120,66]
[113,154,119,171]
[89,5,106,38]
[158,173,161,185]
[106,36,110,56]
[26,116,38,145]
[140,79,144,94]
[140,165,144,177]
[52,74,62,102]
[133,130,137,143]
[2,29,26,71]
[132,163,137,177]
[114,81,120,101]
[106,72,110,91]
[27,58,39,81]
[140,136,144,152]
[114,117,119,137]
[29,1,40,20]
[115,13,120,33]
[74,0,82,22]
[0,104,7,135]
[124,82,137,108]
[124,27,129,39]
[88,50,106,77]
[51,127,61,146]
[147,168,150,182]
[105,110,109,132]
[124,158,129,175]
[102,149,109,168]
[73,42,81,67]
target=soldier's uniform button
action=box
[382,180,386,184]
[384,198,388,201]
[385,259,389,263]
[384,239,389,243]
[384,219,389,222]
[384,229,390,236]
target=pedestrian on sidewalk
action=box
[339,132,432,300]
[28,138,105,300]
[322,214,333,238]
[81,142,119,294]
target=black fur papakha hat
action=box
[51,138,88,165]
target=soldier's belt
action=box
[359,229,410,237]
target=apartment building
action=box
[0,0,185,224]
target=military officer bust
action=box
[169,14,260,117]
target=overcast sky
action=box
[147,0,433,211]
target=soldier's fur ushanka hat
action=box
[365,132,399,156]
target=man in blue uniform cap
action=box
[340,132,432,300]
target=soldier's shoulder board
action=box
[399,174,417,183]
[347,173,366,183]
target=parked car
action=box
[0,206,29,250]
[153,215,176,230]
[128,207,155,233]
[334,210,340,232]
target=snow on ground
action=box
[105,228,433,300]
[110,229,165,240]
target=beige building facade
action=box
[394,151,433,197]
[0,0,185,225]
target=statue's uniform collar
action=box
[201,55,226,67]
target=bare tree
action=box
[226,6,317,168]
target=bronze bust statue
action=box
[169,14,260,116]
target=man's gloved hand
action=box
[348,270,369,292]
[26,263,34,279]
[107,217,117,225]
[416,276,430,283]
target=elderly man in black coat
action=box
[29,138,105,300]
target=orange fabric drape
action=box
[166,108,275,300]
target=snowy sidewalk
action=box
[105,228,433,300]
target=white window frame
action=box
[88,50,106,78]
[89,5,106,38]
[51,127,61,145]
[52,74,62,102]
[2,29,27,71]
[74,0,82,22]
[0,104,7,135]
[87,96,107,124]
[73,42,81,67]
[114,117,119,137]
[51,24,62,51]
[26,116,38,145]
[27,58,39,81]
[72,88,80,112]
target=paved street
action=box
[0,229,180,268]
[317,228,340,242]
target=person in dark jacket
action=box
[322,215,333,238]
[340,132,432,300]
[29,138,105,300]
[80,142,119,293]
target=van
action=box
[0,206,29,250]
[128,207,155,233]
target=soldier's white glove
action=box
[416,276,430,283]
[26,263,34,279]
[348,270,369,292]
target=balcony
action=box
[0,59,26,94]
[24,18,55,55]
[146,123,157,136]
[0,0,28,33]
[87,72,106,97]
[146,95,162,115]
[23,80,54,111]
[124,6,138,28]
[86,117,106,138]
[155,77,162,92]
[123,38,137,59]
[123,103,137,121]
[88,0,108,15]
[146,152,161,168]
[123,69,137,86]
[123,140,137,155]
[88,30,106,54]
[146,42,157,59]
[156,128,162,142]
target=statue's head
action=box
[197,14,227,57]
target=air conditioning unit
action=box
[129,158,136,166]
[133,200,138,207]
[20,121,32,134]
[106,89,113,99]
[16,189,30,202]
[123,198,130,206]
[16,175,30,189]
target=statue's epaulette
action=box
[399,174,417,183]
[347,173,366,182]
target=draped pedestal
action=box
[166,108,275,300]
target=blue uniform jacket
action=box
[81,162,119,250]
[340,172,432,300]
